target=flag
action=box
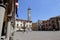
[15,0,19,17]
[15,0,19,8]
[16,7,19,17]
[16,13,19,17]
[15,2,19,8]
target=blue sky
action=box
[18,0,60,22]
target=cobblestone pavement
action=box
[13,31,60,40]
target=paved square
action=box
[13,31,60,40]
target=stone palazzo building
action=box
[41,16,60,31]
[0,0,18,40]
[32,16,60,31]
[15,19,32,31]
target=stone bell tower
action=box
[28,8,31,21]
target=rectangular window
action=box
[21,24,22,27]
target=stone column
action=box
[6,20,11,40]
[0,6,5,40]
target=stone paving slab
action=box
[13,31,60,40]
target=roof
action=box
[50,16,60,19]
[16,19,32,22]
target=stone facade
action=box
[32,16,60,31]
[32,23,37,31]
[0,0,16,40]
[41,16,60,31]
[15,19,32,31]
